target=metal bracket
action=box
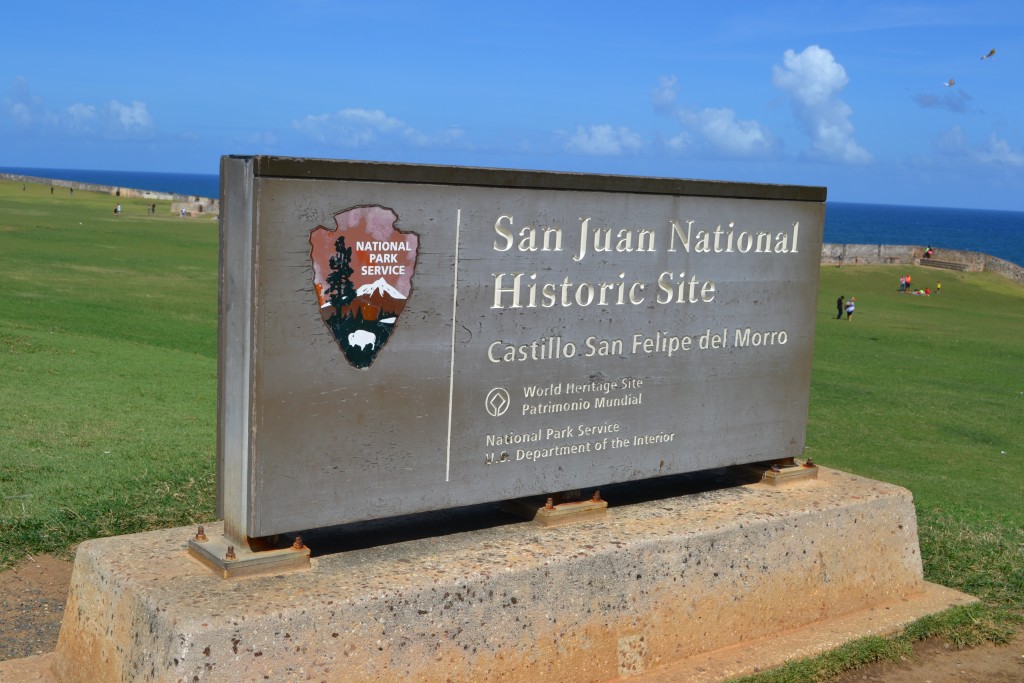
[186,526,311,579]
[502,489,608,527]
[738,457,819,486]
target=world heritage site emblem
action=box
[309,206,420,369]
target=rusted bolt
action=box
[591,490,603,502]
[194,525,208,542]
[544,497,554,510]
[225,546,237,561]
[291,536,305,551]
[770,464,781,473]
[804,458,815,468]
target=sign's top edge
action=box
[230,155,827,202]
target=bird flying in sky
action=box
[943,78,956,87]
[981,49,996,59]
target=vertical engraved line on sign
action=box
[445,208,462,482]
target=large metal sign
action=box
[218,156,825,540]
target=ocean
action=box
[3,166,1022,266]
[824,201,1023,268]
[0,166,220,201]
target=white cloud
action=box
[937,125,969,152]
[651,75,779,159]
[939,126,1024,168]
[666,131,692,152]
[292,108,464,148]
[5,77,55,127]
[650,75,679,115]
[695,108,776,156]
[3,77,154,139]
[565,125,642,155]
[108,100,152,131]
[772,45,871,164]
[64,103,97,133]
[9,102,33,126]
[772,45,848,107]
[67,103,96,121]
[977,134,1024,167]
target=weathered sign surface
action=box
[218,156,826,539]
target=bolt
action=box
[591,490,603,503]
[194,525,208,542]
[225,546,236,561]
[291,536,305,551]
[804,458,816,468]
[545,497,554,510]
[770,464,781,473]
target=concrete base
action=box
[46,467,974,682]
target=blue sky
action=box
[3,1,1022,210]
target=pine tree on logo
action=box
[326,236,356,310]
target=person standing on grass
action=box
[845,297,856,320]
[837,295,845,320]
[936,280,942,294]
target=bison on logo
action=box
[309,206,419,369]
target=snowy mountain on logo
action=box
[356,278,407,300]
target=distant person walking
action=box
[836,295,845,320]
[114,203,122,217]
[936,281,942,294]
[899,276,906,292]
[845,297,856,320]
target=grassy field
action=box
[1,179,1021,677]
[0,180,218,560]
[810,264,1024,609]
[738,262,1024,681]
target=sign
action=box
[218,156,825,540]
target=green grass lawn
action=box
[0,180,218,560]
[1,179,1021,678]
[810,264,1024,609]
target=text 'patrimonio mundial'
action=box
[490,215,800,309]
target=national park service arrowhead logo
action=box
[309,206,419,369]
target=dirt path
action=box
[1,555,1021,681]
[0,555,73,661]
[831,630,1024,682]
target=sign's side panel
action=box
[245,175,824,536]
[217,157,257,541]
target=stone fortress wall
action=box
[822,242,1023,283]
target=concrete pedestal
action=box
[47,467,973,682]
